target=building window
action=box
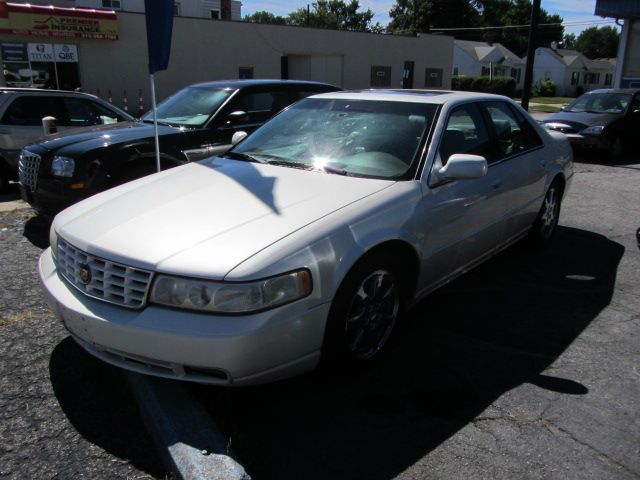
[102,0,121,9]
[453,67,459,76]
[481,66,489,76]
[370,66,392,87]
[605,73,612,86]
[239,67,253,79]
[211,9,220,19]
[571,71,580,85]
[425,68,443,88]
[174,2,181,16]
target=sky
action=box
[242,0,618,36]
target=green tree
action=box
[287,1,382,32]
[387,0,564,55]
[563,32,576,49]
[387,0,481,38]
[244,11,287,24]
[574,26,619,58]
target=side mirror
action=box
[633,108,640,115]
[438,154,488,180]
[227,110,248,125]
[232,131,248,145]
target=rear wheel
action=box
[322,253,402,368]
[529,182,561,246]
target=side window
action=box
[226,90,291,125]
[508,103,543,148]
[63,98,123,126]
[437,103,491,166]
[1,96,67,126]
[484,101,540,160]
[630,95,640,112]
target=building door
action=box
[402,61,414,89]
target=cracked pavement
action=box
[0,206,169,479]
[193,153,640,479]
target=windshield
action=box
[142,87,233,127]
[564,93,631,114]
[228,98,437,179]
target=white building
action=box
[21,0,242,20]
[452,39,525,90]
[528,47,616,96]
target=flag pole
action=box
[150,73,161,173]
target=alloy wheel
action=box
[344,269,400,360]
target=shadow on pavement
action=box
[573,149,639,167]
[23,214,52,249]
[49,337,169,479]
[193,226,624,479]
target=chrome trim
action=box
[18,150,41,192]
[56,237,153,309]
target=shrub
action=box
[451,75,516,97]
[532,79,556,97]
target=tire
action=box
[529,181,562,246]
[0,170,7,194]
[609,136,623,160]
[321,252,403,368]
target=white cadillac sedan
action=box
[39,90,573,386]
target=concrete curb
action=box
[0,199,29,213]
[126,373,250,480]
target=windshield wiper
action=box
[223,151,265,163]
[322,165,352,176]
[265,159,313,170]
[141,118,176,127]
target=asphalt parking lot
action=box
[0,150,639,479]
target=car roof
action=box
[307,89,511,105]
[188,79,339,89]
[0,87,99,98]
[582,88,640,95]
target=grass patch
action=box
[0,311,34,328]
[529,104,563,113]
[514,97,574,105]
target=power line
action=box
[429,19,616,31]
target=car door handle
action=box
[491,181,502,190]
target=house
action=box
[453,40,525,90]
[527,47,616,96]
[15,0,243,20]
[595,0,640,88]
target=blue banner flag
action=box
[144,0,174,74]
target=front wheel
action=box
[529,182,561,246]
[322,253,402,367]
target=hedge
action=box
[451,75,516,97]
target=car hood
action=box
[54,157,394,279]
[35,121,181,152]
[542,111,621,130]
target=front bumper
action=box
[38,248,329,386]
[563,133,608,149]
[20,178,87,216]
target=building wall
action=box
[620,18,640,87]
[452,45,481,76]
[74,0,242,20]
[75,13,453,109]
[531,49,567,95]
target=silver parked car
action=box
[38,90,573,386]
[0,87,133,192]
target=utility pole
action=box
[521,0,541,111]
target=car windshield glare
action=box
[564,93,631,114]
[229,98,437,179]
[142,87,233,127]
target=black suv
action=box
[19,79,340,214]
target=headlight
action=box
[581,125,604,135]
[51,156,75,177]
[149,269,312,313]
[49,226,58,259]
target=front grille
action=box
[56,237,153,309]
[18,150,41,192]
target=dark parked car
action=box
[18,79,340,214]
[541,89,640,159]
[0,87,133,192]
